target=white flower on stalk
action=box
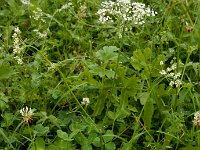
[12,27,23,54]
[81,97,90,106]
[20,106,35,124]
[14,56,23,64]
[160,61,164,65]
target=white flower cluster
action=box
[78,4,87,19]
[58,3,73,12]
[33,29,48,39]
[193,111,200,126]
[159,61,182,88]
[20,0,31,5]
[97,0,157,24]
[81,97,90,106]
[48,63,57,71]
[12,27,23,64]
[32,8,46,23]
[20,106,35,124]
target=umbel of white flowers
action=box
[159,61,182,88]
[97,0,157,24]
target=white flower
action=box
[14,56,23,64]
[193,111,200,126]
[14,27,21,34]
[169,81,174,87]
[159,70,166,75]
[167,72,174,77]
[159,61,182,88]
[81,97,90,106]
[12,27,23,54]
[160,61,164,65]
[174,79,182,87]
[169,48,174,53]
[20,0,31,5]
[58,3,73,12]
[20,106,35,124]
[32,8,45,22]
[166,67,172,72]
[48,63,56,71]
[171,63,177,70]
[174,73,181,79]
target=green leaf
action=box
[93,90,107,116]
[121,132,144,150]
[179,146,200,150]
[34,124,49,136]
[88,132,98,143]
[105,69,115,79]
[107,111,115,120]
[123,75,140,97]
[1,112,16,127]
[74,133,92,150]
[138,92,150,105]
[57,130,72,141]
[107,108,129,121]
[0,92,9,111]
[48,115,61,128]
[92,137,101,147]
[103,130,114,143]
[131,50,146,71]
[0,128,15,149]
[131,48,152,71]
[35,137,45,150]
[143,98,154,130]
[0,64,15,80]
[95,46,118,63]
[46,139,75,150]
[105,142,116,150]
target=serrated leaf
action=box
[95,46,118,62]
[131,48,152,71]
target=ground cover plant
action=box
[0,0,200,149]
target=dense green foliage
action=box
[0,0,200,149]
